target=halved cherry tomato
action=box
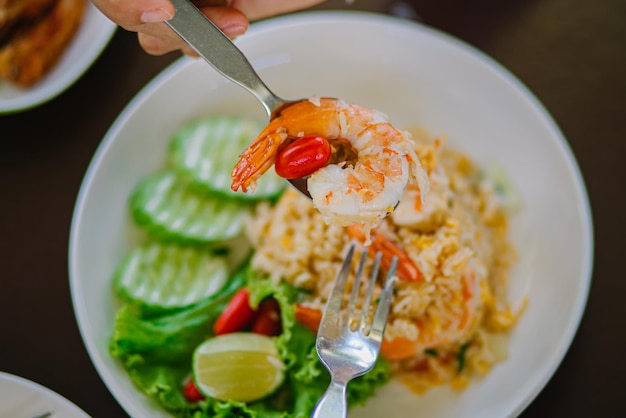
[213,289,257,335]
[274,135,332,179]
[251,297,282,336]
[183,378,205,402]
[294,304,323,333]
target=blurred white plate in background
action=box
[0,2,116,114]
[0,372,89,418]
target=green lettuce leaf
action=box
[110,265,247,363]
[109,266,390,417]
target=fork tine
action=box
[346,248,368,328]
[360,251,382,330]
[322,242,356,328]
[370,255,398,341]
[312,249,397,418]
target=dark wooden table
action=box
[1,0,624,416]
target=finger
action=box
[137,31,197,56]
[230,0,326,20]
[192,0,231,7]
[122,5,247,38]
[137,7,248,55]
[138,31,177,56]
[200,6,248,37]
[90,0,175,26]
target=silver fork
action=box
[312,242,397,418]
[165,0,312,200]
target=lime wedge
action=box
[192,333,285,402]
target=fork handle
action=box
[165,0,285,117]
[311,378,348,418]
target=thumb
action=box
[91,0,176,26]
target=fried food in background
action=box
[0,0,86,87]
[0,0,55,40]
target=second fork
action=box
[312,242,397,418]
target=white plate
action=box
[69,11,593,418]
[0,2,116,113]
[0,372,89,418]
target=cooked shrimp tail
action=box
[347,224,423,281]
[231,123,288,193]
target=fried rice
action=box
[245,130,524,393]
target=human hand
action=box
[91,0,327,56]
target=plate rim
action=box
[0,371,90,417]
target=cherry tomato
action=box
[251,298,282,336]
[274,135,332,179]
[183,378,205,402]
[213,289,257,335]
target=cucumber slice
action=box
[130,171,253,245]
[169,116,286,200]
[113,242,229,311]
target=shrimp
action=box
[231,97,430,231]
[391,168,451,232]
[346,225,423,282]
[381,264,480,361]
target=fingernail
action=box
[221,23,247,37]
[140,8,173,23]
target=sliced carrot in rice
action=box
[294,305,322,333]
[381,337,420,361]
